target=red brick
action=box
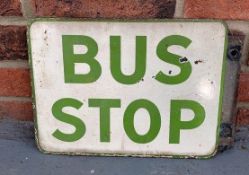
[32,0,176,18]
[0,100,33,121]
[0,26,27,60]
[236,108,249,126]
[238,73,249,102]
[0,68,31,97]
[0,0,22,16]
[184,0,249,20]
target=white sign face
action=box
[29,20,227,158]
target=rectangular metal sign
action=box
[29,20,227,158]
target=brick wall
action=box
[0,0,249,128]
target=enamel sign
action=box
[29,20,227,158]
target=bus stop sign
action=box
[29,20,227,158]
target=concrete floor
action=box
[0,119,248,175]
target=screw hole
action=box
[227,45,241,61]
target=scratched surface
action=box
[29,21,227,156]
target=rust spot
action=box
[179,57,188,63]
[194,59,204,64]
[44,34,48,46]
[44,30,47,34]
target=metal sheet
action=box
[28,20,227,158]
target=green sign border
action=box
[27,18,228,159]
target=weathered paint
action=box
[28,19,227,158]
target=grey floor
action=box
[0,119,248,175]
